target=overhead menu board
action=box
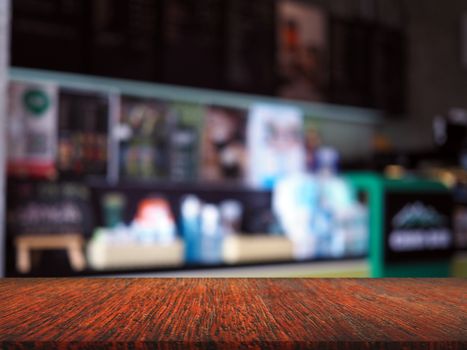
[224,0,276,95]
[329,17,406,112]
[160,0,224,89]
[89,0,160,80]
[11,0,161,79]
[11,0,86,73]
[10,0,406,112]
[371,27,406,113]
[329,18,374,108]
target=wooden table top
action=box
[0,278,465,349]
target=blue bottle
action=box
[200,204,223,264]
[180,195,202,264]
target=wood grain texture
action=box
[0,278,465,349]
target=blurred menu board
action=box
[11,0,86,72]
[11,0,161,80]
[329,18,374,108]
[7,180,93,236]
[329,18,406,112]
[89,0,160,80]
[224,0,276,95]
[371,27,406,114]
[160,0,224,89]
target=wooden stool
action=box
[15,234,86,273]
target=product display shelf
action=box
[5,176,371,277]
[89,179,369,278]
[5,68,382,278]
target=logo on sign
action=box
[22,89,50,116]
[389,202,452,252]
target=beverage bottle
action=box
[200,204,223,264]
[181,195,202,264]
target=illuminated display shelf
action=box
[5,68,380,278]
[9,67,383,125]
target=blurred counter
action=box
[0,278,465,349]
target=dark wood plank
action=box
[0,278,465,349]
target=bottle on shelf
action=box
[180,195,202,264]
[200,204,223,264]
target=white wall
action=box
[0,0,10,276]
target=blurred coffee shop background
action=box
[0,0,466,278]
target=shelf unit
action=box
[9,67,384,183]
[4,67,383,277]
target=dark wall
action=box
[382,0,467,151]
